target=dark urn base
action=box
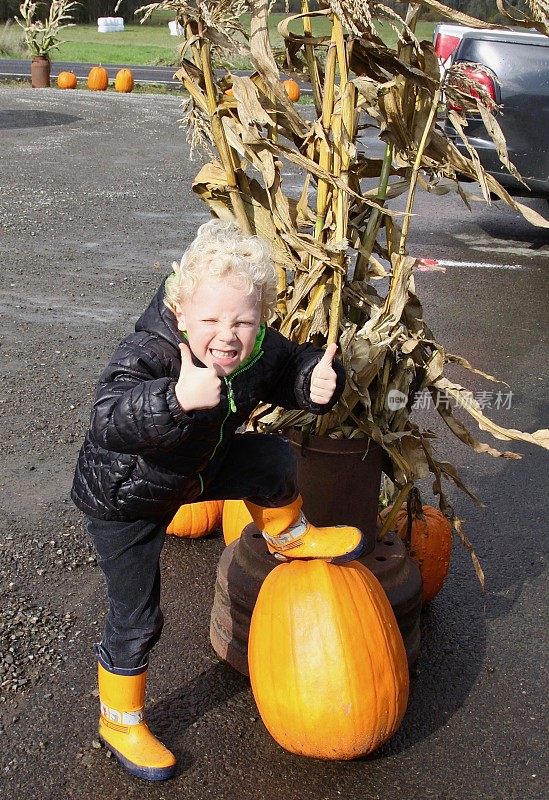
[210,524,422,675]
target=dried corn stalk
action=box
[138,0,549,584]
[16,0,79,57]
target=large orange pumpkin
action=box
[166,500,224,538]
[221,499,253,545]
[114,68,134,94]
[57,71,77,90]
[382,490,452,603]
[282,78,300,102]
[87,65,109,91]
[248,559,409,759]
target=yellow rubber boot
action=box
[244,496,365,562]
[97,651,176,781]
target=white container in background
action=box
[97,17,125,33]
[168,20,184,36]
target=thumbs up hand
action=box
[310,343,338,405]
[175,344,222,412]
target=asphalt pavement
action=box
[0,84,547,800]
[0,57,181,84]
[0,59,310,90]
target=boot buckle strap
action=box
[262,513,307,550]
[100,701,143,726]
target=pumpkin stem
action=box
[403,487,424,548]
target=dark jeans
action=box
[86,433,298,669]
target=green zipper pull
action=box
[226,380,237,412]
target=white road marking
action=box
[417,257,523,271]
[436,258,522,270]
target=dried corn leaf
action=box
[427,128,549,228]
[393,433,430,480]
[446,353,507,384]
[422,437,483,507]
[277,9,332,47]
[174,62,209,112]
[230,74,274,129]
[249,0,279,81]
[447,110,491,201]
[453,516,485,589]
[434,378,549,451]
[421,347,445,387]
[351,38,439,91]
[496,0,549,36]
[418,0,504,28]
[169,0,549,581]
[477,103,528,188]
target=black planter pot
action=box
[284,429,385,555]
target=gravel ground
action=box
[0,85,217,795]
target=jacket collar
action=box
[134,280,181,349]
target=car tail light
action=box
[447,65,497,112]
[434,32,461,63]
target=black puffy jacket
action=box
[71,282,345,521]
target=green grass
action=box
[56,23,180,66]
[5,13,436,68]
[0,76,185,94]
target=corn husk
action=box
[138,1,549,583]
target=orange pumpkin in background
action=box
[87,65,109,91]
[248,559,409,759]
[382,488,453,603]
[57,71,77,90]
[166,500,224,538]
[282,78,300,102]
[221,499,253,545]
[115,68,134,93]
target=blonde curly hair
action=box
[164,219,277,323]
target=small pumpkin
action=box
[382,488,452,603]
[248,559,409,759]
[166,500,224,539]
[282,78,300,102]
[87,65,109,92]
[221,499,253,545]
[114,68,134,94]
[57,71,77,90]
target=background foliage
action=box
[0,0,540,23]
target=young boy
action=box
[71,219,365,781]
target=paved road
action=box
[0,57,181,84]
[0,86,547,800]
[0,58,311,90]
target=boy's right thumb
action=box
[179,343,193,366]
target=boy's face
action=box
[175,277,262,376]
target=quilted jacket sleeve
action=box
[89,333,194,454]
[263,330,346,415]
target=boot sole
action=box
[331,536,366,564]
[100,737,176,781]
[271,535,366,564]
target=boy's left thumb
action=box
[320,343,338,366]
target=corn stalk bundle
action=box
[135,0,548,582]
[16,0,79,57]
